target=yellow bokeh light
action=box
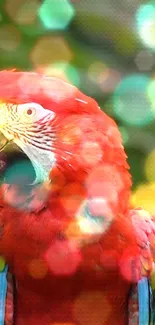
[0,25,21,51]
[144,150,155,182]
[38,63,69,81]
[30,36,73,68]
[131,182,155,214]
[5,0,40,25]
[65,221,81,238]
[73,291,111,325]
[139,20,155,49]
[37,61,80,87]
[28,258,48,279]
[99,68,122,93]
[88,62,107,83]
[78,217,97,234]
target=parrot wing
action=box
[127,208,155,325]
[118,207,155,284]
[130,207,155,277]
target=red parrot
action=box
[0,70,154,325]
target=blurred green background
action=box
[1,0,155,212]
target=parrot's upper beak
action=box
[0,131,9,151]
[0,132,36,185]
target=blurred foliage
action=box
[1,0,155,211]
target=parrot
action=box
[0,70,154,325]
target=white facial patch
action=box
[15,102,55,124]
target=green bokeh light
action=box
[45,61,80,87]
[136,4,155,28]
[113,74,155,126]
[64,63,80,87]
[119,126,129,145]
[136,3,155,50]
[147,79,155,108]
[38,0,75,30]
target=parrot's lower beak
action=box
[0,132,36,185]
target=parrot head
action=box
[0,70,133,275]
[0,70,106,185]
[0,71,130,179]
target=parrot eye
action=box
[26,108,34,116]
[23,105,36,118]
[16,103,55,122]
[16,103,37,120]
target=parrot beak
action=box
[0,131,9,151]
[0,131,36,185]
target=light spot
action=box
[60,183,85,214]
[76,197,113,236]
[44,79,76,103]
[0,25,21,51]
[38,62,80,87]
[38,0,75,31]
[30,36,73,68]
[119,126,129,145]
[80,141,103,166]
[86,164,123,195]
[18,74,42,95]
[147,79,155,109]
[135,50,154,71]
[87,197,113,218]
[73,291,111,325]
[88,62,107,83]
[44,240,82,275]
[59,124,82,145]
[145,150,155,182]
[113,74,154,126]
[131,183,155,214]
[5,0,40,25]
[28,258,48,279]
[136,3,155,50]
[65,222,82,239]
[77,216,103,235]
[99,68,122,94]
